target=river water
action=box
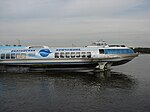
[0,54,150,112]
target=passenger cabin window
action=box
[81,52,86,58]
[1,54,5,59]
[55,52,59,58]
[21,53,26,59]
[16,53,21,59]
[11,53,15,59]
[71,52,75,58]
[65,52,70,58]
[76,52,80,58]
[60,52,65,58]
[99,49,104,54]
[28,53,35,57]
[104,49,134,54]
[87,52,91,58]
[6,54,10,59]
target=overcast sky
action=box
[0,0,150,47]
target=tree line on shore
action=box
[132,47,150,54]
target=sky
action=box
[0,0,150,47]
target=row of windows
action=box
[0,53,26,60]
[0,52,91,59]
[55,52,91,58]
[104,49,134,54]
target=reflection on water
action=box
[39,70,136,89]
[0,70,135,89]
[0,70,136,112]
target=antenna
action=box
[17,39,21,45]
[17,39,22,46]
[18,39,20,45]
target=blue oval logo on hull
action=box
[39,49,51,57]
